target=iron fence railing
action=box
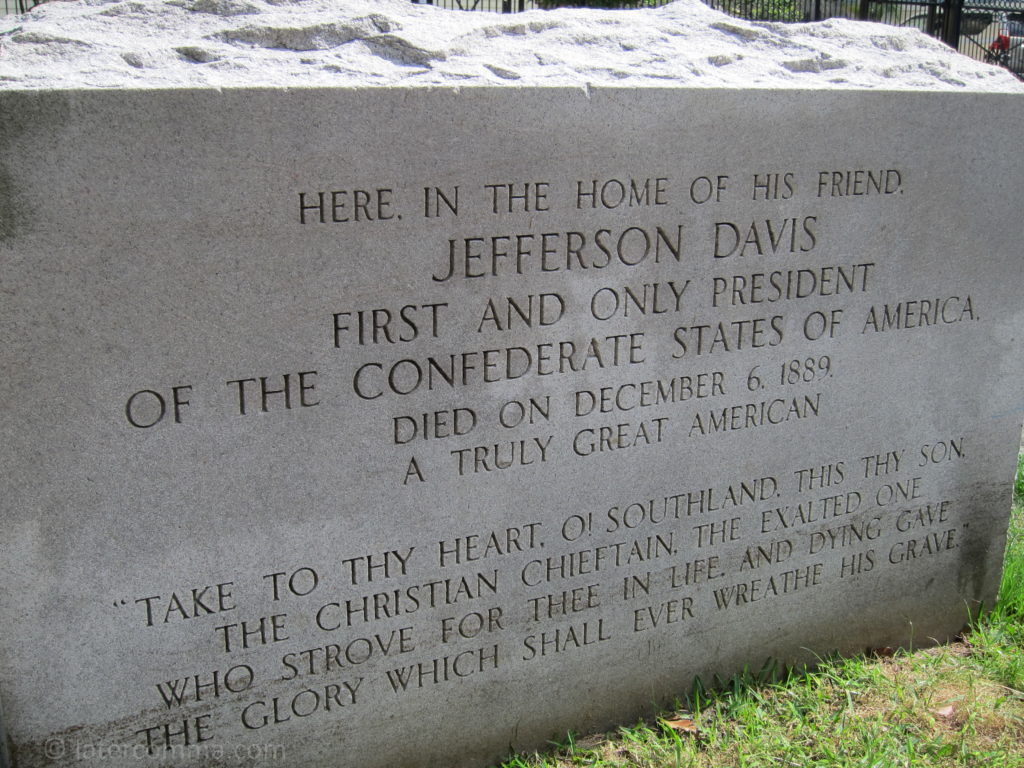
[2,0,38,15]
[411,0,537,9]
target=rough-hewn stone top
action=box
[1,0,1022,90]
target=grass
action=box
[499,455,1024,768]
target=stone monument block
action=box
[1,1,1022,767]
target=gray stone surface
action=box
[1,85,1022,768]
[2,4,1024,768]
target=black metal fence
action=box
[2,0,36,14]
[410,0,538,9]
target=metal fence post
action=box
[858,0,871,20]
[926,2,939,36]
[942,0,964,49]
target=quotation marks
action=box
[113,598,128,608]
